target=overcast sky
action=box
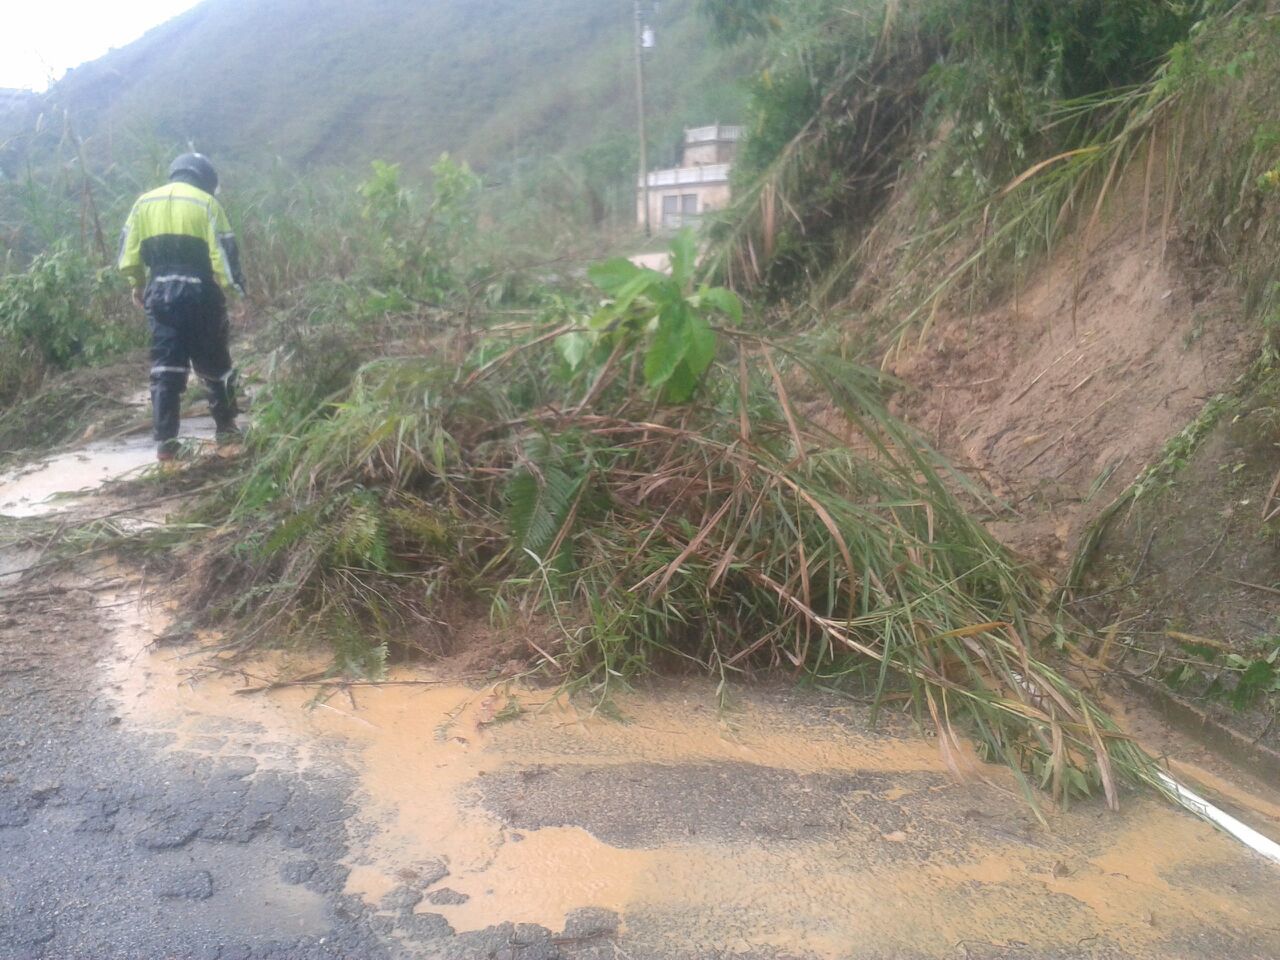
[1,1,203,90]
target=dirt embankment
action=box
[882,173,1280,758]
[1078,376,1280,755]
[886,186,1256,571]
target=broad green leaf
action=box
[588,257,642,294]
[644,312,689,387]
[684,313,717,376]
[556,331,591,370]
[699,285,743,325]
[663,360,699,403]
[610,269,664,312]
[669,228,697,286]
[586,305,617,331]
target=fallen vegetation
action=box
[142,224,1148,809]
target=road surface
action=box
[2,434,1279,959]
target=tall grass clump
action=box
[183,231,1153,809]
[1160,10,1280,350]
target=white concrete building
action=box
[639,124,742,230]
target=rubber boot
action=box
[151,377,184,459]
[205,371,240,441]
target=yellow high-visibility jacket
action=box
[118,181,246,295]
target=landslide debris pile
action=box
[170,219,1148,808]
[704,0,1280,761]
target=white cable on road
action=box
[1158,771,1280,865]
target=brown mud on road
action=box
[98,583,1280,960]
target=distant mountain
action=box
[25,0,751,172]
[0,90,36,125]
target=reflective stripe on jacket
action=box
[118,181,246,295]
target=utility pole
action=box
[634,0,651,238]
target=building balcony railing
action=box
[642,163,731,188]
[685,124,743,144]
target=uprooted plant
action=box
[172,229,1155,811]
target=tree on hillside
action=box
[700,0,777,42]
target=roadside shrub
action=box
[353,155,484,305]
[0,245,143,404]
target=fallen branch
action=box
[233,675,486,695]
[1219,576,1280,598]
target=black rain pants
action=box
[145,279,237,444]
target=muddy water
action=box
[0,417,218,518]
[0,441,157,517]
[100,587,1280,958]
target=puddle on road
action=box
[0,417,218,518]
[99,587,1280,958]
[0,440,156,518]
[0,547,40,586]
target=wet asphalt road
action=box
[0,584,386,959]
[3,579,1280,959]
[0,586,624,960]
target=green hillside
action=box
[41,0,751,172]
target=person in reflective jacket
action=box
[118,153,247,461]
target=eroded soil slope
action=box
[888,188,1255,570]
[1079,380,1280,757]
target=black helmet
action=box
[168,153,219,194]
